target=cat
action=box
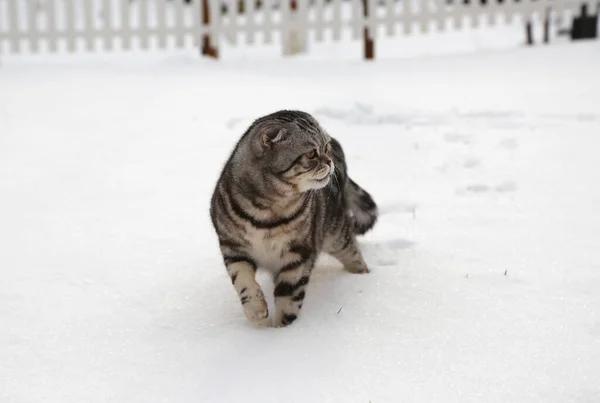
[209,110,378,327]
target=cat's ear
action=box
[260,127,287,150]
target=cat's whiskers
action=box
[330,166,340,190]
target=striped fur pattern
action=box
[209,110,378,327]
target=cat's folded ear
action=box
[249,121,294,156]
[260,127,287,150]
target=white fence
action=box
[0,0,594,56]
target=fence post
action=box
[282,0,307,56]
[543,7,550,44]
[202,0,218,58]
[362,0,374,59]
[525,19,534,45]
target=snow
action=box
[1,34,600,403]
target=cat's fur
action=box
[209,110,377,327]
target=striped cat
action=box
[209,110,378,327]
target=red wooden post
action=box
[202,0,218,58]
[362,0,374,60]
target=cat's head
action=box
[244,111,335,193]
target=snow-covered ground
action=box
[1,35,600,403]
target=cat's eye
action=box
[305,150,316,159]
[325,142,332,154]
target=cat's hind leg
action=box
[327,235,370,274]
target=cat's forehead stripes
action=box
[290,116,330,146]
[253,110,328,143]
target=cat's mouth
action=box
[312,175,330,183]
[312,170,332,184]
[309,165,333,187]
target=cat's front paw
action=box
[243,297,270,327]
[273,312,299,328]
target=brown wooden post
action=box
[362,0,374,60]
[525,19,534,45]
[202,0,218,58]
[543,8,551,44]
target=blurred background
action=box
[0,0,598,60]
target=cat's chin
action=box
[299,176,331,192]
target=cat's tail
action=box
[346,177,378,235]
[329,137,378,235]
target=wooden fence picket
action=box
[173,0,186,47]
[262,0,274,44]
[384,0,396,37]
[331,0,343,41]
[45,0,58,52]
[155,0,167,48]
[64,0,76,51]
